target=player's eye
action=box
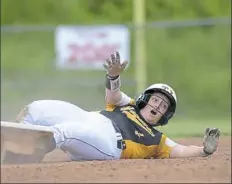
[152,98,159,103]
[161,103,168,109]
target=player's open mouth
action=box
[151,110,157,116]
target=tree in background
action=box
[1,0,231,25]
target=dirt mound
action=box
[1,136,231,183]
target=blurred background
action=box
[1,0,231,137]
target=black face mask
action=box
[144,94,170,116]
[136,92,175,127]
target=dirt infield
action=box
[1,136,231,183]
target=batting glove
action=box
[103,51,128,78]
[203,128,220,155]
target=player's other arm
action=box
[103,51,131,106]
[156,128,220,159]
[170,128,220,158]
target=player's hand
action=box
[203,128,220,155]
[103,51,128,77]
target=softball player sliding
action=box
[14,52,220,163]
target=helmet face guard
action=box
[135,84,177,126]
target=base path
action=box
[1,136,231,183]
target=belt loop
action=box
[117,140,126,150]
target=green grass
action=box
[157,118,231,138]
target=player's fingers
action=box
[205,128,210,135]
[209,128,218,136]
[106,58,112,66]
[115,51,120,65]
[111,53,116,64]
[103,63,109,69]
[121,60,128,70]
[215,130,220,138]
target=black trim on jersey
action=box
[100,105,162,146]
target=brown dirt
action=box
[1,136,231,183]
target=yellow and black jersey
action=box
[100,100,174,159]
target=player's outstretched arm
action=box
[170,128,220,158]
[103,51,131,106]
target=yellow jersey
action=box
[100,99,176,159]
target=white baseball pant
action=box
[19,100,123,161]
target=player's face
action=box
[142,92,170,125]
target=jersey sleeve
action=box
[154,134,178,159]
[105,92,134,111]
